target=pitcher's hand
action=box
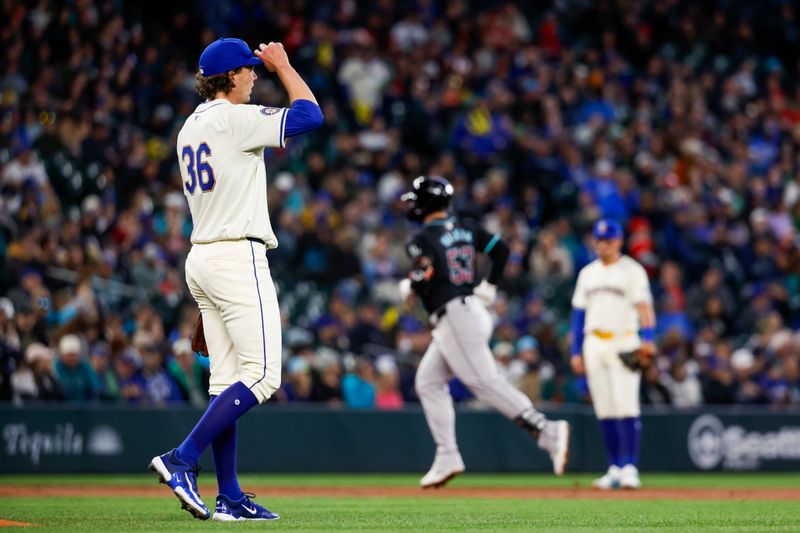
[254,42,290,72]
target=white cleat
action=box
[619,464,641,489]
[592,465,622,490]
[537,420,571,475]
[420,452,465,489]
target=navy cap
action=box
[593,219,623,240]
[199,38,262,77]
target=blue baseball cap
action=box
[199,38,262,77]
[592,219,623,240]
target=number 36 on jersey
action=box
[181,142,215,194]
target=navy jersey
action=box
[406,216,506,314]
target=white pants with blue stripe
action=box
[185,240,281,403]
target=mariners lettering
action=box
[586,286,626,298]
[440,229,473,248]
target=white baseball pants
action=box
[583,333,641,419]
[415,296,535,455]
[185,240,281,403]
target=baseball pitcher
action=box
[148,37,322,520]
[400,175,571,488]
[570,219,656,490]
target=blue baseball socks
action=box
[599,419,621,467]
[175,381,257,499]
[620,417,641,466]
[206,395,243,500]
[600,417,641,467]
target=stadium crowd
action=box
[2,0,800,409]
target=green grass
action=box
[2,472,799,488]
[1,474,799,532]
[1,496,798,532]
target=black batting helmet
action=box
[401,175,454,222]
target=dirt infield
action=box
[1,485,799,501]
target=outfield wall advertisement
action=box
[1,406,798,473]
[686,414,800,471]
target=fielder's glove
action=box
[191,314,209,357]
[618,348,651,371]
[473,280,498,307]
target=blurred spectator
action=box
[361,229,403,286]
[655,262,685,313]
[139,341,182,406]
[395,315,431,356]
[451,100,513,166]
[626,217,657,277]
[700,341,737,404]
[730,348,764,404]
[337,40,391,125]
[313,314,348,354]
[374,354,403,410]
[640,365,671,406]
[89,342,119,402]
[282,356,313,402]
[54,334,97,402]
[0,298,19,401]
[342,358,376,408]
[7,269,51,326]
[349,302,389,355]
[497,241,531,297]
[167,339,209,407]
[492,342,526,390]
[310,351,343,404]
[656,296,694,342]
[529,228,574,282]
[12,302,46,351]
[512,292,554,338]
[685,267,735,323]
[696,296,732,339]
[11,343,64,404]
[0,297,19,351]
[584,161,628,222]
[115,348,146,404]
[515,335,550,402]
[662,359,703,409]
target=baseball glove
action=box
[618,348,651,371]
[191,314,209,357]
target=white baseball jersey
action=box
[177,99,289,246]
[572,255,651,419]
[571,255,652,333]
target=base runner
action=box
[400,175,571,488]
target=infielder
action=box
[148,38,322,520]
[400,175,570,488]
[570,219,656,490]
